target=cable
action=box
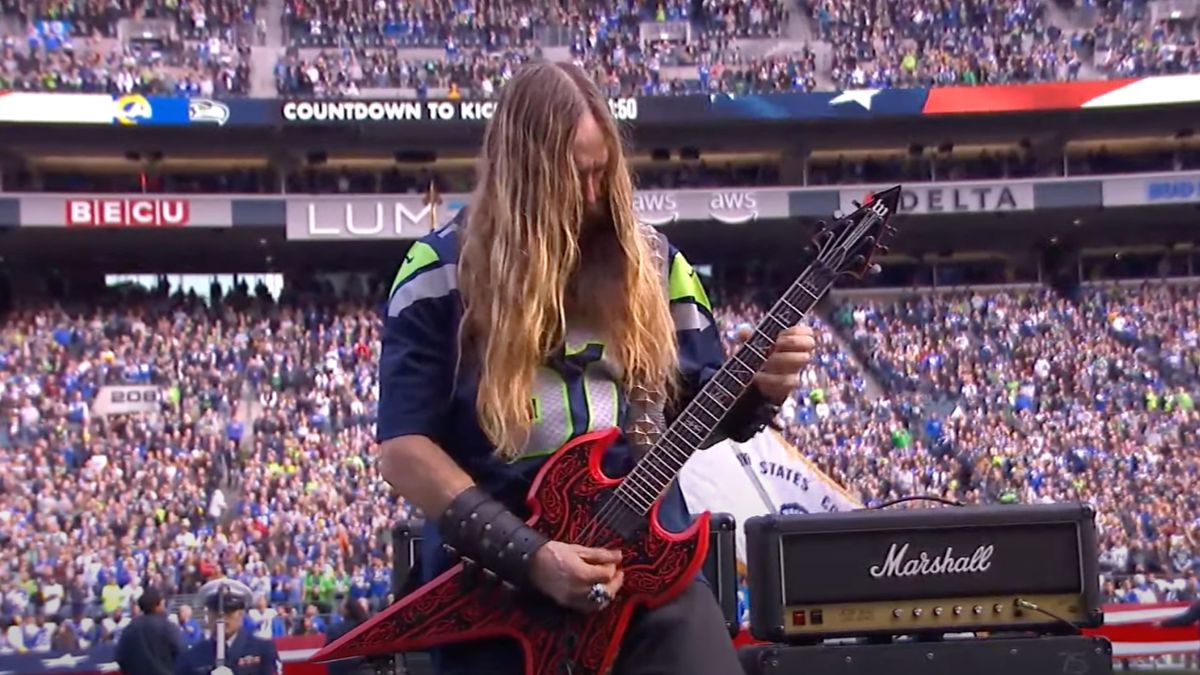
[1013,598,1081,633]
[870,494,966,510]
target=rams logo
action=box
[115,94,153,125]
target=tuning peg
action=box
[877,245,890,255]
[443,544,458,558]
[867,264,883,276]
[851,255,866,267]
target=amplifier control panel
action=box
[781,593,1087,636]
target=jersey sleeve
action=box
[667,245,773,445]
[376,239,459,443]
[667,245,723,400]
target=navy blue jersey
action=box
[377,217,729,584]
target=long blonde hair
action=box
[458,62,678,460]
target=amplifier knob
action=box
[953,606,963,616]
[912,608,923,618]
[933,607,943,617]
[892,609,903,619]
[973,605,983,615]
[993,604,1004,614]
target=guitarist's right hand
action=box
[530,541,625,613]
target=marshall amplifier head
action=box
[745,503,1102,642]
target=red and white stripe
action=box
[1085,603,1200,658]
[272,604,1200,665]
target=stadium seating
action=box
[1,276,1197,652]
[5,0,1198,98]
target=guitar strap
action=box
[623,226,671,458]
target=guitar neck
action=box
[615,260,840,517]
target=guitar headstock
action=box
[812,185,901,279]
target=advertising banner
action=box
[633,187,790,225]
[93,385,164,416]
[285,194,470,240]
[286,187,792,240]
[18,196,234,228]
[1102,171,1200,207]
[2,75,1199,128]
[281,97,641,123]
[0,92,205,125]
[838,181,1036,216]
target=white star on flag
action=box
[41,654,89,669]
[829,89,882,110]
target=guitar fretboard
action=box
[614,260,839,516]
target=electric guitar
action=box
[314,186,902,675]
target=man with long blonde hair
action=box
[377,61,816,675]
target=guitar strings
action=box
[574,208,882,549]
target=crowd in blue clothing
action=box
[1,0,254,95]
[5,0,1198,98]
[1,276,1199,655]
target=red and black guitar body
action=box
[314,427,709,675]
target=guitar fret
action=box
[614,482,652,509]
[618,480,655,512]
[765,314,788,330]
[671,417,707,446]
[779,297,803,316]
[701,387,734,413]
[711,376,737,400]
[655,437,691,476]
[639,458,674,487]
[741,341,767,361]
[794,284,820,303]
[725,358,754,387]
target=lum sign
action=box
[286,197,467,240]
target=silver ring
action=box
[587,582,611,607]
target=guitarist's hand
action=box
[755,325,817,404]
[530,541,624,613]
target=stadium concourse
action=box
[0,0,1196,97]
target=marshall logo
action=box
[868,542,994,579]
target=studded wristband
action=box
[438,486,549,589]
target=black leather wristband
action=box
[438,486,549,589]
[720,385,779,443]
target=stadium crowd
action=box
[0,15,253,95]
[4,0,1197,97]
[272,41,815,98]
[0,271,1198,653]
